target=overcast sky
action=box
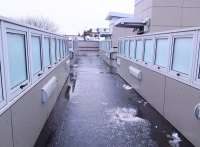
[0,0,134,35]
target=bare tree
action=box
[19,17,58,32]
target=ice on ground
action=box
[168,132,182,147]
[122,84,132,90]
[106,107,141,123]
[73,64,78,68]
[137,100,143,104]
[101,102,108,106]
[143,101,148,106]
[105,107,158,147]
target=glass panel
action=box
[144,39,154,63]
[31,36,42,75]
[155,39,170,67]
[0,74,3,102]
[135,40,143,60]
[130,40,135,59]
[43,37,51,67]
[56,39,60,60]
[172,37,193,75]
[124,40,129,57]
[59,40,62,58]
[121,40,125,56]
[51,38,56,64]
[62,41,65,57]
[7,33,27,89]
[61,40,64,58]
[118,41,121,54]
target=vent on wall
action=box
[129,66,142,80]
[41,76,57,104]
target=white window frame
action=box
[59,39,62,61]
[43,35,52,71]
[124,39,130,58]
[191,31,200,85]
[29,30,43,83]
[56,38,60,62]
[143,37,155,66]
[62,40,65,58]
[2,23,30,101]
[0,23,7,108]
[50,36,57,66]
[135,38,144,62]
[118,40,122,56]
[169,31,196,81]
[153,34,171,73]
[129,39,135,60]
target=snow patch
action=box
[101,102,108,106]
[122,84,132,90]
[106,107,142,124]
[167,132,182,147]
[73,64,78,68]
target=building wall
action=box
[117,56,200,147]
[75,41,99,56]
[0,59,70,147]
[134,0,200,32]
[111,26,136,48]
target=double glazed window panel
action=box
[120,40,125,56]
[124,40,129,57]
[135,40,143,60]
[51,39,56,64]
[43,37,51,67]
[129,41,135,59]
[59,40,62,58]
[31,36,42,75]
[155,39,170,68]
[56,39,60,60]
[144,39,154,63]
[7,32,27,89]
[172,37,193,75]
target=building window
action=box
[51,38,56,64]
[155,38,170,68]
[31,35,42,77]
[0,72,3,104]
[124,40,129,57]
[129,40,135,59]
[121,40,125,56]
[135,40,143,60]
[62,40,65,57]
[172,37,193,75]
[66,41,69,56]
[43,37,51,68]
[144,39,154,63]
[6,32,28,89]
[60,40,63,58]
[59,39,62,58]
[56,39,60,61]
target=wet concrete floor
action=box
[35,55,194,147]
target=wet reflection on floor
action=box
[35,55,194,147]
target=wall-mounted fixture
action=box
[41,76,57,104]
[194,103,200,120]
[129,66,142,80]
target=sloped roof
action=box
[114,16,145,28]
[105,12,132,20]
